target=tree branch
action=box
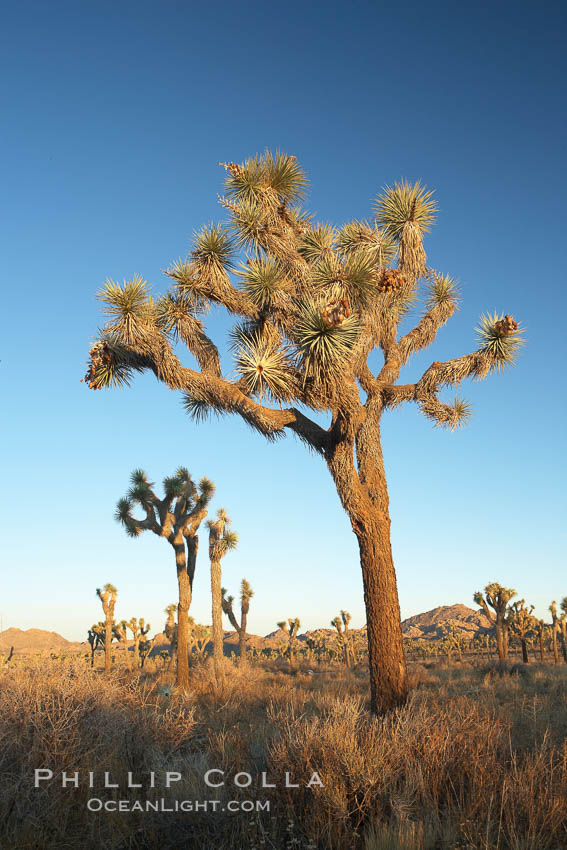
[165,262,259,319]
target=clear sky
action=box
[1,0,565,641]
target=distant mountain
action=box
[0,628,82,654]
[401,604,492,640]
[2,604,493,655]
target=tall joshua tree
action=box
[474,583,516,662]
[96,583,117,674]
[84,152,524,713]
[115,467,214,689]
[207,509,238,681]
[509,600,536,663]
[222,578,254,666]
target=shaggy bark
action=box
[210,557,224,680]
[175,539,192,689]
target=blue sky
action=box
[1,0,565,641]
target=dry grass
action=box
[0,657,566,849]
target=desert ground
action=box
[1,641,566,850]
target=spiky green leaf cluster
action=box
[298,223,337,264]
[294,299,359,380]
[240,578,254,600]
[236,258,289,308]
[424,274,460,309]
[232,327,297,400]
[476,312,524,369]
[375,181,437,238]
[336,221,397,267]
[191,223,234,273]
[311,252,377,305]
[447,396,473,430]
[97,276,155,344]
[156,291,206,338]
[223,150,307,205]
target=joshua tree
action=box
[115,467,214,689]
[558,598,567,663]
[474,583,516,662]
[207,509,238,681]
[549,602,561,664]
[509,600,536,663]
[112,619,131,669]
[440,621,468,663]
[84,151,524,713]
[331,610,355,667]
[164,603,178,652]
[221,578,254,666]
[96,583,117,674]
[87,622,105,667]
[188,618,210,660]
[128,617,151,667]
[139,636,155,668]
[534,619,546,662]
[277,617,301,663]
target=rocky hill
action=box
[2,604,493,655]
[0,628,83,654]
[401,604,492,640]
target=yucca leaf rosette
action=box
[476,312,524,370]
[294,297,360,382]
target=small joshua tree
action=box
[84,152,524,714]
[115,467,214,689]
[112,619,131,669]
[128,617,151,667]
[207,509,238,681]
[87,622,105,668]
[474,583,516,662]
[222,578,254,666]
[96,583,117,674]
[188,618,210,660]
[441,621,468,663]
[277,617,301,663]
[509,600,536,663]
[164,603,178,653]
[139,636,155,668]
[331,610,355,667]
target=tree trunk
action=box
[552,628,559,664]
[495,623,506,662]
[104,615,112,675]
[210,558,224,681]
[328,429,408,715]
[133,639,140,668]
[560,623,567,664]
[354,517,408,713]
[521,639,529,664]
[239,609,248,667]
[175,542,191,689]
[539,630,545,662]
